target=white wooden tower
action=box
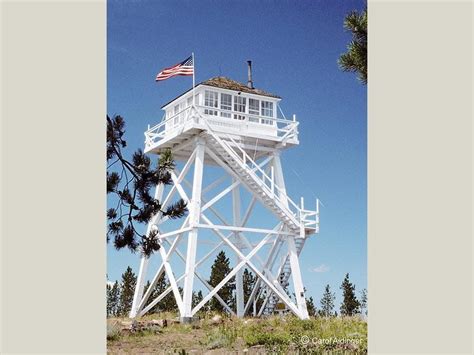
[130,65,320,322]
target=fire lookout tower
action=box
[130,65,320,322]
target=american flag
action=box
[155,55,194,81]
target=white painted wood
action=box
[163,239,236,316]
[272,152,288,208]
[201,215,302,318]
[182,138,205,319]
[139,274,186,316]
[197,223,295,235]
[132,81,320,321]
[191,227,274,316]
[232,179,244,318]
[158,241,184,314]
[287,235,309,320]
[130,182,165,318]
[243,227,283,314]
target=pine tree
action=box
[320,284,336,317]
[338,8,367,84]
[118,266,137,316]
[241,268,265,315]
[192,290,203,309]
[107,115,187,256]
[208,251,235,313]
[306,296,317,317]
[106,283,113,317]
[360,288,368,316]
[107,281,121,317]
[242,268,255,305]
[157,274,177,313]
[340,274,360,316]
[143,280,151,296]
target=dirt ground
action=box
[107,314,368,354]
[107,320,262,354]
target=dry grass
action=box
[107,313,367,354]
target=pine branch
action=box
[106,115,188,256]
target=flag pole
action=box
[192,52,195,107]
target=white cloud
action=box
[310,264,330,273]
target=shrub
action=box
[106,321,121,341]
[205,325,239,349]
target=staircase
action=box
[200,117,319,316]
[263,237,306,315]
[202,121,318,237]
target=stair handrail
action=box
[263,239,306,314]
[228,140,302,222]
[201,116,318,232]
[222,133,302,216]
[200,118,302,225]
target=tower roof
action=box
[201,77,281,99]
[161,76,281,109]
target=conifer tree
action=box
[208,251,235,313]
[107,281,121,317]
[107,115,187,256]
[360,288,368,316]
[106,283,113,317]
[118,266,137,316]
[242,268,255,305]
[141,280,159,314]
[320,284,336,317]
[340,273,360,316]
[192,290,203,309]
[143,280,152,296]
[306,296,317,317]
[153,274,179,313]
[241,268,264,315]
[140,273,178,313]
[338,8,367,84]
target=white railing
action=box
[144,105,299,150]
[144,106,194,149]
[143,105,319,233]
[195,105,299,140]
[203,119,319,233]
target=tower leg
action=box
[233,180,244,318]
[181,138,205,322]
[273,152,309,320]
[272,152,288,208]
[130,183,165,318]
[288,236,309,319]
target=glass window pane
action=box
[233,96,246,120]
[249,98,259,122]
[261,101,274,117]
[220,93,232,118]
[204,90,218,116]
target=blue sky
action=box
[108,0,367,310]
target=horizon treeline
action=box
[107,251,367,318]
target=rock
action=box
[210,314,223,325]
[168,318,180,325]
[120,320,133,327]
[151,319,168,327]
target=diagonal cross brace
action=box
[191,231,275,316]
[200,215,303,318]
[163,239,236,316]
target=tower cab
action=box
[144,76,300,162]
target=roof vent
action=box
[247,60,254,89]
